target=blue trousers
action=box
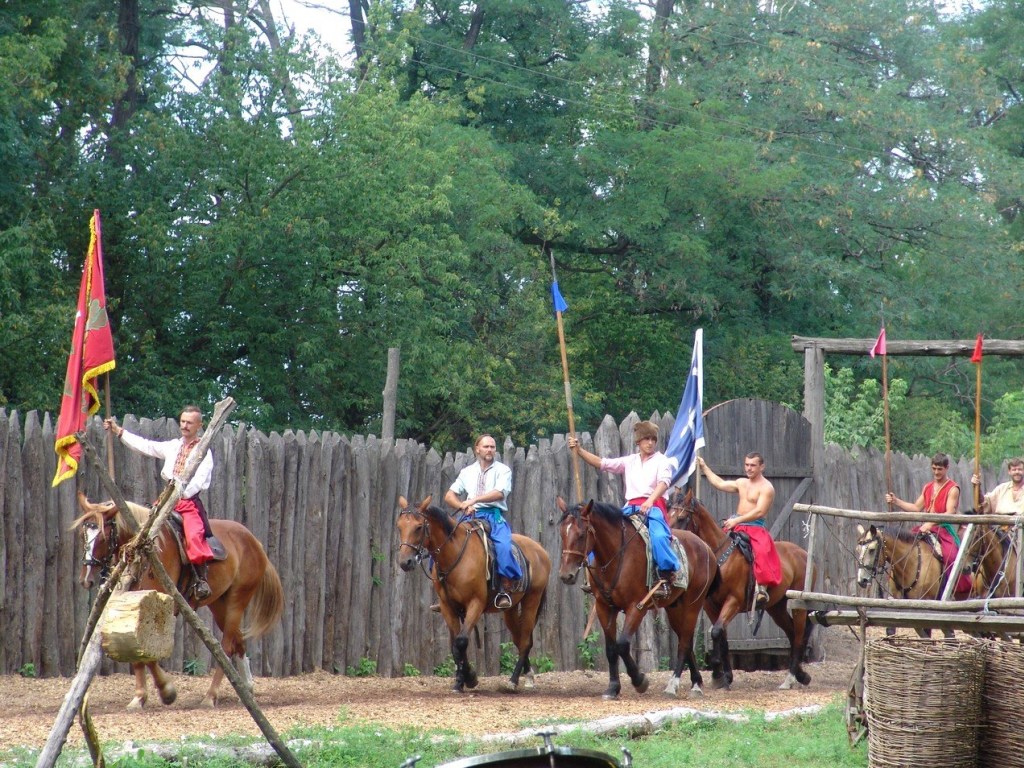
[472,507,523,580]
[623,504,680,572]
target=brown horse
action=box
[557,498,719,700]
[396,496,551,692]
[968,523,1019,599]
[855,523,954,600]
[669,488,814,690]
[75,491,284,709]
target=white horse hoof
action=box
[126,697,144,711]
[663,677,680,697]
[778,673,798,690]
[523,673,536,690]
[199,696,216,708]
[690,684,704,698]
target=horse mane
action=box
[881,524,918,544]
[423,505,457,536]
[70,499,151,532]
[586,501,624,526]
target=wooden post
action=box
[940,524,974,602]
[32,399,306,768]
[381,347,400,442]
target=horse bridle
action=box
[80,517,119,578]
[561,506,637,606]
[398,508,473,582]
[671,498,739,567]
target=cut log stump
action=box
[101,590,175,663]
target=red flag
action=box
[869,327,887,358]
[971,333,983,364]
[53,210,116,486]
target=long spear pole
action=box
[882,351,892,509]
[972,335,984,509]
[549,247,583,501]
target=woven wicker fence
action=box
[979,641,1024,768]
[865,636,986,768]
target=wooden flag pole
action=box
[549,249,583,501]
[974,358,982,509]
[882,352,893,512]
[104,373,115,481]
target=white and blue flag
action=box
[666,329,704,488]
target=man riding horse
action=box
[444,434,522,610]
[104,405,219,600]
[567,420,680,596]
[696,452,781,608]
[885,452,973,597]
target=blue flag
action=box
[551,281,569,313]
[666,329,704,487]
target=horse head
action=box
[667,487,700,533]
[556,497,593,585]
[855,524,884,588]
[396,495,432,572]
[73,491,122,589]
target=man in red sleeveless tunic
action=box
[886,452,973,596]
[697,452,783,608]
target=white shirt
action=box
[984,481,1024,516]
[449,460,512,513]
[120,431,214,499]
[600,451,673,500]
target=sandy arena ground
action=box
[0,626,863,751]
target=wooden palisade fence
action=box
[0,403,1007,679]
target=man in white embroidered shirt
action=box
[444,434,522,610]
[104,405,215,600]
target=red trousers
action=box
[733,524,782,587]
[177,498,213,564]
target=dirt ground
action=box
[0,626,863,751]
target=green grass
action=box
[0,703,867,768]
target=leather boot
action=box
[754,583,769,608]
[193,563,212,600]
[494,578,514,610]
[657,569,675,597]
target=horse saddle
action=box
[728,529,755,566]
[466,520,530,595]
[627,516,690,591]
[917,532,945,564]
[167,511,228,563]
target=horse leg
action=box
[201,598,247,707]
[447,602,483,693]
[147,661,178,706]
[616,607,649,695]
[127,663,148,710]
[663,604,704,698]
[596,605,623,700]
[707,600,740,690]
[502,596,540,692]
[767,601,811,689]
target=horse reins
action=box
[399,509,474,583]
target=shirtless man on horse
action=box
[697,452,781,608]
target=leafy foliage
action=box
[1,0,1023,457]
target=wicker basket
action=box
[979,640,1024,768]
[865,635,985,768]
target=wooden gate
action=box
[695,398,819,666]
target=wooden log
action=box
[790,336,1024,356]
[808,609,1024,634]
[101,590,175,663]
[787,589,1024,612]
[793,503,1022,526]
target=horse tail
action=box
[243,560,284,640]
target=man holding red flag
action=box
[52,210,115,487]
[105,406,216,600]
